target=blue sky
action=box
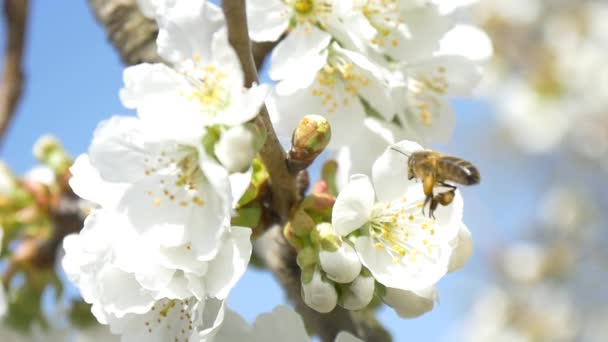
[0,2,547,341]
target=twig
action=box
[221,0,296,221]
[0,0,28,148]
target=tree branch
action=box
[0,0,28,148]
[221,0,296,221]
[87,0,162,65]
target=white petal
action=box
[407,55,482,96]
[156,0,224,64]
[355,236,451,291]
[229,167,253,209]
[340,275,375,311]
[204,227,252,299]
[332,174,375,236]
[319,243,362,284]
[438,24,493,62]
[88,116,148,184]
[383,286,437,318]
[251,305,309,342]
[119,63,183,109]
[371,140,424,203]
[69,154,128,208]
[448,223,473,272]
[214,126,257,173]
[271,26,331,95]
[211,308,251,342]
[246,0,290,42]
[217,83,269,126]
[302,269,338,313]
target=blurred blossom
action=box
[538,186,590,235]
[501,242,546,284]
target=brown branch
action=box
[221,0,296,221]
[0,0,28,148]
[87,0,162,65]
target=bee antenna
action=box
[390,147,410,157]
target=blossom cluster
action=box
[286,141,472,317]
[55,0,487,340]
[248,0,490,185]
[476,0,608,163]
[62,1,264,340]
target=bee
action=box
[391,148,480,218]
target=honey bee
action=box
[391,148,480,218]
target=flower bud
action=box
[290,209,316,237]
[319,243,361,283]
[214,125,262,173]
[382,286,437,319]
[297,246,317,269]
[311,223,341,252]
[288,115,331,172]
[33,135,71,176]
[339,275,375,310]
[302,268,337,313]
[448,224,473,272]
[283,224,304,251]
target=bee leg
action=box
[423,194,433,217]
[429,190,457,219]
[429,198,438,219]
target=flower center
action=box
[143,298,197,341]
[362,0,401,37]
[408,66,449,126]
[310,53,370,113]
[182,55,230,116]
[369,196,440,264]
[289,0,332,27]
[143,146,206,208]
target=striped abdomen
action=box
[436,156,480,185]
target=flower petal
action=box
[246,0,290,42]
[251,306,309,342]
[156,0,224,64]
[204,227,252,299]
[354,236,451,291]
[332,174,375,236]
[371,140,424,203]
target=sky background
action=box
[0,2,553,341]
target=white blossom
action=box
[332,140,464,291]
[318,243,362,284]
[301,268,338,313]
[382,286,437,319]
[339,274,375,311]
[213,305,363,342]
[448,224,473,272]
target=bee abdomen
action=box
[438,157,480,185]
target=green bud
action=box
[283,223,304,251]
[236,158,269,207]
[301,265,315,284]
[33,135,71,176]
[290,209,316,237]
[301,192,335,223]
[296,246,317,269]
[288,115,331,172]
[314,222,341,252]
[231,204,262,229]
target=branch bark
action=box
[0,0,28,148]
[87,0,162,64]
[221,0,296,221]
